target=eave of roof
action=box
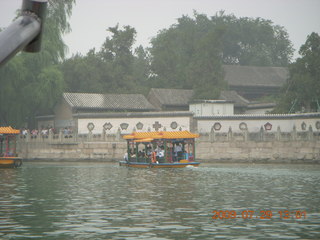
[63,92,156,111]
[123,130,199,140]
[0,126,20,134]
[223,65,288,87]
[149,88,194,106]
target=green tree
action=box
[99,24,137,93]
[62,25,151,95]
[132,46,152,95]
[0,0,75,126]
[61,50,106,93]
[148,11,293,99]
[149,12,227,98]
[211,11,293,66]
[274,32,320,113]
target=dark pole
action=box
[0,0,47,67]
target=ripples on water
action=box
[0,162,319,239]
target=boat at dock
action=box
[119,130,200,168]
[0,126,22,168]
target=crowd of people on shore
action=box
[20,127,73,139]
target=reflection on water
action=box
[0,162,319,239]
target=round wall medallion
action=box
[170,121,178,129]
[213,122,222,131]
[301,122,307,130]
[239,122,248,131]
[87,122,95,131]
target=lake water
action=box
[0,162,319,239]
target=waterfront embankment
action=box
[18,128,320,163]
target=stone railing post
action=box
[26,129,31,142]
[227,127,233,141]
[36,131,40,143]
[276,126,281,141]
[88,131,93,141]
[291,125,297,141]
[259,126,265,141]
[308,125,314,140]
[243,129,248,141]
[59,129,63,143]
[102,129,106,141]
[74,131,78,142]
[48,128,53,143]
[210,126,215,142]
[116,128,121,141]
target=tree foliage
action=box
[148,12,293,99]
[1,8,297,126]
[214,12,293,66]
[274,32,320,113]
[149,13,227,99]
[61,25,151,95]
[0,0,75,126]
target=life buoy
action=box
[151,152,157,163]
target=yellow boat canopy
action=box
[133,138,154,143]
[0,126,20,134]
[123,130,199,140]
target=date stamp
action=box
[212,210,307,220]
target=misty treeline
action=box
[62,11,294,99]
[274,32,320,113]
[0,2,319,127]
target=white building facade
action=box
[189,100,234,117]
[194,113,320,133]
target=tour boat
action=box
[119,130,200,168]
[0,126,22,168]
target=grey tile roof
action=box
[63,92,156,111]
[148,88,194,106]
[247,102,276,109]
[219,90,250,107]
[223,65,288,87]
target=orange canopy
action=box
[133,138,154,143]
[123,130,199,140]
[0,126,20,134]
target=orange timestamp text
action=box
[212,210,307,220]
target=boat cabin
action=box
[123,131,199,164]
[0,126,22,168]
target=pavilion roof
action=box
[223,65,288,87]
[0,126,20,134]
[123,130,199,141]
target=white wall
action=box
[78,116,191,134]
[196,115,320,133]
[189,102,234,116]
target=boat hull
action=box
[119,161,200,168]
[0,157,23,168]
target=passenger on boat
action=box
[151,151,158,164]
[123,152,128,162]
[174,143,183,161]
[158,148,164,158]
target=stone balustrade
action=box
[17,126,320,163]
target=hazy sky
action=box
[1,0,319,59]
